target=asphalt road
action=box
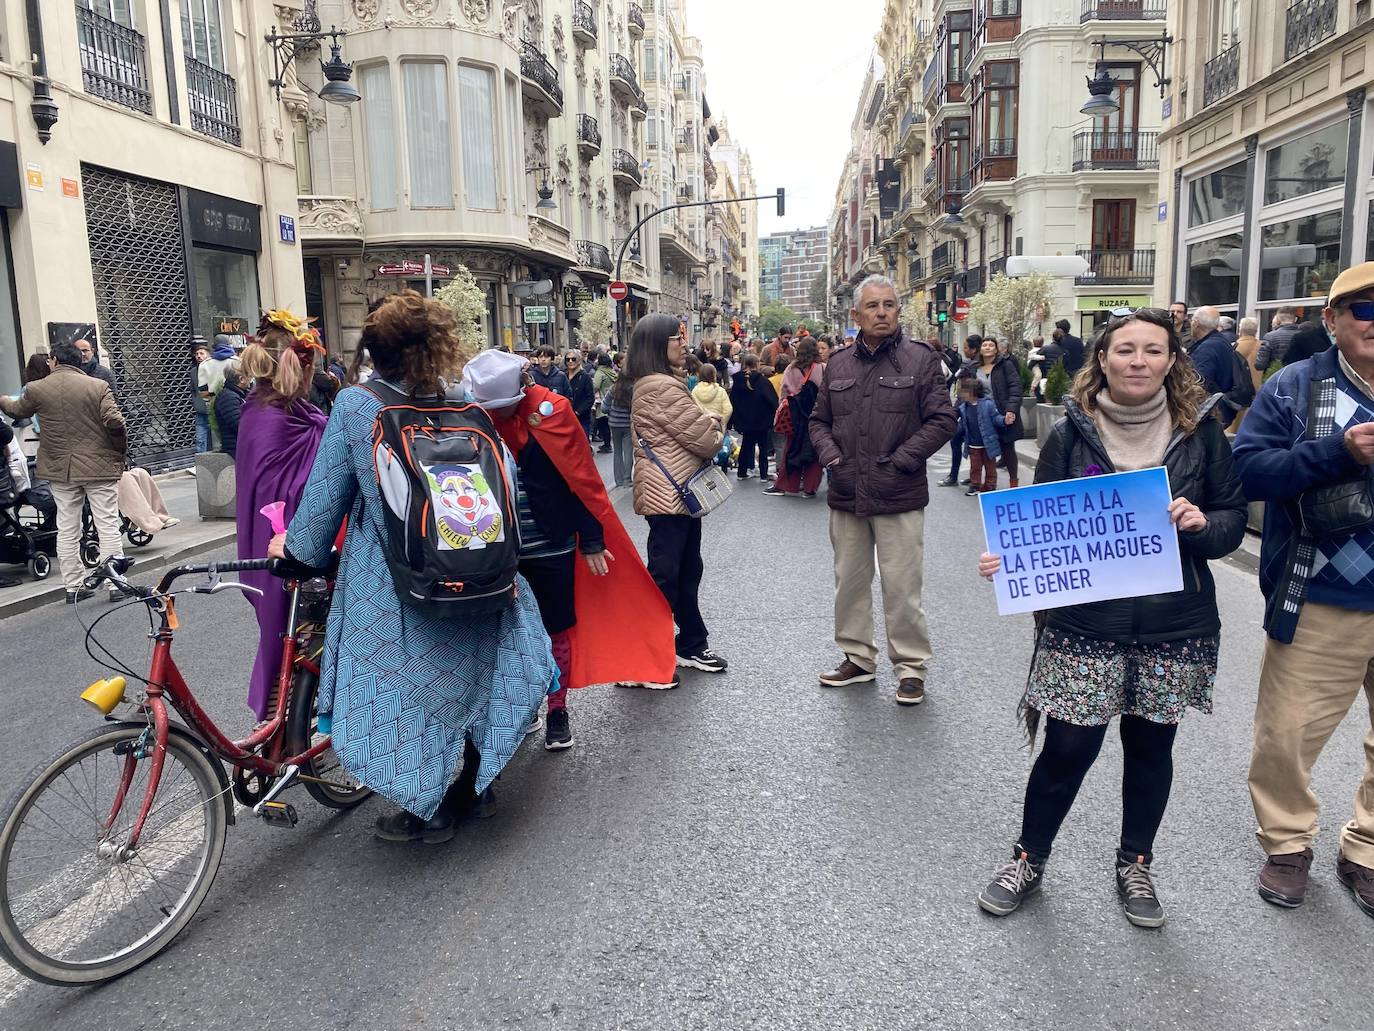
[0,450,1370,1031]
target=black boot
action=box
[373,806,456,844]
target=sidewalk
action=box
[0,471,237,618]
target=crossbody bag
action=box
[634,430,734,518]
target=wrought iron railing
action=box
[1071,129,1159,170]
[609,53,640,93]
[900,107,926,141]
[520,40,563,109]
[186,57,240,146]
[628,3,645,34]
[1285,0,1338,62]
[577,240,612,272]
[1080,0,1166,20]
[1074,248,1157,286]
[989,255,1008,279]
[963,266,985,296]
[572,1,597,42]
[1203,42,1241,107]
[677,128,695,150]
[76,4,152,114]
[576,113,601,151]
[946,175,970,196]
[612,149,643,186]
[908,258,924,284]
[901,188,913,213]
[932,242,955,273]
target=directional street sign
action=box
[523,305,551,324]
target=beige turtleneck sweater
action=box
[1092,388,1172,472]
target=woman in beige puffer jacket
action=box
[627,314,728,674]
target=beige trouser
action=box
[1249,602,1374,867]
[830,507,932,681]
[51,480,122,593]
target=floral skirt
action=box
[1027,628,1218,727]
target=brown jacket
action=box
[810,331,956,517]
[631,373,724,516]
[1228,333,1264,432]
[1,363,126,483]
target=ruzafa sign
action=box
[979,467,1184,616]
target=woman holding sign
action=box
[975,307,1246,929]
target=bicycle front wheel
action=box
[0,723,229,986]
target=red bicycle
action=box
[0,553,370,986]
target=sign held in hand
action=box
[979,468,1184,616]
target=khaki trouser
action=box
[1249,602,1374,867]
[50,480,122,593]
[829,507,932,681]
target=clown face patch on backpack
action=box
[425,463,506,550]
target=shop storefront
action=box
[185,189,262,340]
[1076,292,1155,337]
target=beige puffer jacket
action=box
[631,373,724,516]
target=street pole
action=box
[613,189,785,352]
[424,253,433,298]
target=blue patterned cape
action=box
[286,386,555,820]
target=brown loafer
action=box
[896,678,925,706]
[818,659,876,688]
[1257,848,1314,908]
[1336,852,1374,918]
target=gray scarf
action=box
[1092,388,1171,471]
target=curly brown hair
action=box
[358,290,464,395]
[1068,308,1208,433]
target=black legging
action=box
[1001,436,1019,482]
[1018,715,1179,863]
[737,429,769,478]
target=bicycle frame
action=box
[107,565,334,849]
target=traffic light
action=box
[936,300,948,325]
[934,281,947,303]
[776,188,786,217]
[926,301,934,322]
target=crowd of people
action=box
[5,256,1374,939]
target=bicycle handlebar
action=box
[87,555,330,602]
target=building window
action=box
[87,0,134,26]
[947,11,972,84]
[1186,233,1243,308]
[293,116,312,194]
[180,0,224,68]
[360,64,397,211]
[1259,210,1343,302]
[402,61,453,209]
[1188,159,1247,227]
[972,61,1017,157]
[458,65,498,210]
[192,248,259,344]
[1264,121,1348,205]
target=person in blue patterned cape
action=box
[269,290,556,845]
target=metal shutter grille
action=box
[82,165,195,471]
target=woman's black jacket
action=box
[962,354,1023,442]
[728,370,778,433]
[1035,396,1246,644]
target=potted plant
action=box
[1036,360,1070,449]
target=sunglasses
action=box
[1108,306,1171,319]
[565,357,579,364]
[1339,300,1374,321]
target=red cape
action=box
[492,385,677,687]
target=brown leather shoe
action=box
[1257,848,1314,908]
[818,659,876,688]
[1336,852,1374,918]
[896,678,926,706]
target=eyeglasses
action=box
[1339,300,1374,321]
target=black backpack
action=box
[363,381,520,615]
[1226,342,1257,410]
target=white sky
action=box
[685,0,886,238]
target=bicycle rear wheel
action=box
[0,723,228,986]
[286,669,371,810]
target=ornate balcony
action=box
[576,239,613,273]
[907,258,924,286]
[520,40,563,116]
[186,58,240,147]
[899,107,927,155]
[931,242,956,276]
[1285,0,1338,62]
[962,266,985,296]
[676,127,695,151]
[1074,248,1157,286]
[576,113,601,157]
[628,3,645,37]
[572,1,597,46]
[612,149,643,190]
[1079,0,1165,20]
[76,4,152,114]
[1203,42,1241,107]
[609,53,640,101]
[989,255,1008,279]
[1071,129,1160,170]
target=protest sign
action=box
[978,467,1184,616]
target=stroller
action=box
[79,498,154,568]
[0,458,58,581]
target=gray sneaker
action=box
[977,847,1045,916]
[1116,852,1165,928]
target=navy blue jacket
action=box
[1231,347,1368,642]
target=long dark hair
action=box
[625,314,682,383]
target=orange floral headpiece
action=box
[258,309,325,362]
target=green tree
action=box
[757,300,800,340]
[575,297,614,350]
[1042,359,1071,405]
[434,265,488,363]
[900,303,934,342]
[807,270,828,312]
[965,271,1055,352]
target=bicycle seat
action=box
[269,554,337,581]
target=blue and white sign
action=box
[979,468,1184,616]
[1157,201,1168,222]
[278,214,296,244]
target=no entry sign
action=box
[953,298,970,322]
[608,281,629,302]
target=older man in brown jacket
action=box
[1,341,126,602]
[810,275,957,705]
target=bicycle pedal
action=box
[257,800,298,827]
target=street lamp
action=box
[526,165,558,211]
[265,25,359,105]
[1080,33,1172,115]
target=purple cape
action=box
[235,398,328,718]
